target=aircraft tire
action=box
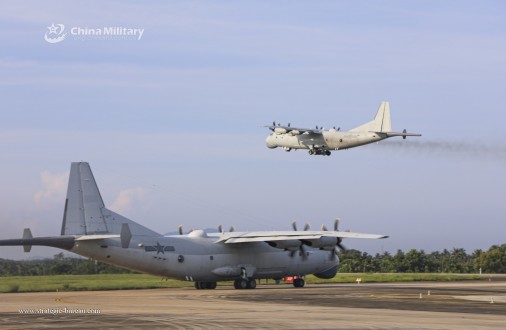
[293,278,305,288]
[195,281,217,289]
[234,279,248,289]
[247,279,257,289]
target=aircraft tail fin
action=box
[350,101,392,133]
[61,162,160,237]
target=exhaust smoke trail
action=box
[376,140,506,161]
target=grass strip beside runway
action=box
[0,273,481,293]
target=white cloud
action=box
[33,170,68,205]
[110,187,147,215]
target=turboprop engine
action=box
[266,239,301,251]
[274,127,287,134]
[303,237,338,251]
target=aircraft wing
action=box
[214,230,388,244]
[265,124,323,135]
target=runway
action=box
[1,280,505,329]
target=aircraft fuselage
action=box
[266,129,385,152]
[72,233,339,282]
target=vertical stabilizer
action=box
[61,162,108,235]
[60,162,161,237]
[350,101,392,132]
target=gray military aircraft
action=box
[0,162,387,289]
[265,101,421,156]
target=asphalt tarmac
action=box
[1,280,505,329]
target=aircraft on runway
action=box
[265,101,421,156]
[0,162,387,289]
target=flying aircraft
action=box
[265,101,421,156]
[0,162,387,289]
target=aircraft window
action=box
[210,256,214,260]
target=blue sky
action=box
[1,1,505,259]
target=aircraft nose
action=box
[265,135,277,149]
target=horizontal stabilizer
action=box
[385,132,422,138]
[22,228,33,252]
[0,236,76,250]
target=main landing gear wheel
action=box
[234,279,248,289]
[194,281,217,289]
[293,278,305,288]
[234,278,257,289]
[247,279,257,289]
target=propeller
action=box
[178,225,194,235]
[321,218,346,260]
[288,122,291,127]
[290,221,310,260]
[218,225,235,233]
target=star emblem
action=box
[154,242,165,254]
[47,23,58,34]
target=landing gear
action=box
[308,149,331,156]
[293,278,305,288]
[234,278,257,289]
[194,281,217,289]
[234,279,248,289]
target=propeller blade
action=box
[229,226,235,232]
[273,121,276,126]
[300,245,307,260]
[178,225,183,235]
[334,218,340,231]
[303,223,310,231]
[321,224,328,231]
[336,237,346,252]
[218,224,223,233]
[292,221,298,231]
[288,122,291,127]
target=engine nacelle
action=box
[274,127,287,134]
[303,236,337,251]
[267,239,301,251]
[289,130,301,136]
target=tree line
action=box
[0,244,504,277]
[337,244,506,274]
